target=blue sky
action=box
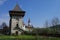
[0,0,60,28]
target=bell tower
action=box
[9,4,25,35]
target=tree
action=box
[1,22,7,27]
[44,20,52,35]
[51,17,60,34]
[51,17,60,26]
[1,22,9,35]
[44,20,49,28]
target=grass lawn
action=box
[0,35,60,40]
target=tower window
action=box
[14,24,20,30]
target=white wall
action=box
[11,16,23,35]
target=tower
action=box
[28,18,32,26]
[9,4,25,35]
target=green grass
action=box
[0,35,60,40]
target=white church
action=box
[9,4,33,35]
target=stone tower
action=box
[9,4,25,35]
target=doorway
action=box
[15,31,18,35]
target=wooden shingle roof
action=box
[13,4,23,11]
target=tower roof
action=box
[9,4,25,17]
[28,18,30,23]
[13,4,23,11]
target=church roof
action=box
[13,4,23,11]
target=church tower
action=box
[9,4,25,35]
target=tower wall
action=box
[10,16,23,35]
[19,17,23,28]
[11,16,18,34]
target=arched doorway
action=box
[15,31,18,35]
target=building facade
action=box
[9,4,33,35]
[9,4,25,35]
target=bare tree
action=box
[1,22,7,27]
[51,17,60,33]
[51,17,60,26]
[44,20,49,28]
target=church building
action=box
[9,4,33,35]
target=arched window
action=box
[14,23,20,30]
